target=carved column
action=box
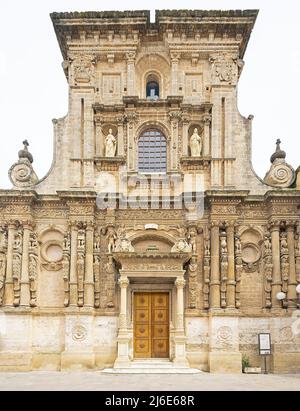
[203,232,211,309]
[126,52,136,96]
[0,227,8,306]
[295,224,300,286]
[226,222,236,308]
[210,222,220,309]
[182,115,190,156]
[175,277,186,331]
[280,228,289,308]
[69,223,78,306]
[84,223,94,307]
[126,112,137,171]
[93,232,101,308]
[169,111,181,171]
[203,113,211,157]
[220,228,228,308]
[77,225,86,307]
[270,222,282,307]
[62,232,71,307]
[174,277,188,366]
[114,276,130,368]
[263,231,273,309]
[12,226,23,307]
[287,223,297,300]
[20,221,32,306]
[28,231,38,307]
[4,222,15,306]
[95,118,104,157]
[117,115,125,156]
[235,234,242,309]
[170,53,180,95]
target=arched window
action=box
[138,129,167,173]
[146,74,160,99]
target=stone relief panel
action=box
[184,73,203,101]
[102,74,122,100]
[38,228,65,308]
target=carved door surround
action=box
[113,251,191,368]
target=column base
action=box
[114,330,131,368]
[173,334,189,367]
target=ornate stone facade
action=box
[0,9,299,373]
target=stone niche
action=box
[239,228,264,309]
[38,227,65,308]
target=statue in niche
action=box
[189,128,202,157]
[105,129,117,157]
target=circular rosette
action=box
[264,162,295,188]
[9,161,38,188]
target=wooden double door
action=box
[134,292,169,358]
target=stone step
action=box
[102,367,202,374]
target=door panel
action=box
[134,293,151,358]
[134,292,169,359]
[151,293,169,358]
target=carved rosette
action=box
[28,231,38,307]
[264,162,295,188]
[234,234,242,309]
[263,231,273,308]
[0,227,8,306]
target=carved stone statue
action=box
[105,129,117,157]
[107,226,117,254]
[171,239,192,253]
[189,128,202,157]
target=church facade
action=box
[0,10,300,373]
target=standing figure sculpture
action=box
[189,128,202,157]
[105,128,117,157]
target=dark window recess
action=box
[146,81,159,99]
[138,129,167,173]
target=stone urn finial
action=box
[270,138,286,164]
[9,139,38,188]
[18,139,34,163]
[264,138,295,188]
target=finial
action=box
[276,139,281,151]
[23,140,29,149]
[270,138,286,163]
[18,139,33,163]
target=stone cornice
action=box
[0,190,38,204]
[51,9,258,60]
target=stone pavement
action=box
[0,372,299,391]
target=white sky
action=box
[0,0,299,189]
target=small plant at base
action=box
[242,354,250,372]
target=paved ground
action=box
[0,372,299,391]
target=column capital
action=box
[269,220,281,232]
[170,52,181,63]
[125,51,136,62]
[118,276,129,288]
[175,278,186,289]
